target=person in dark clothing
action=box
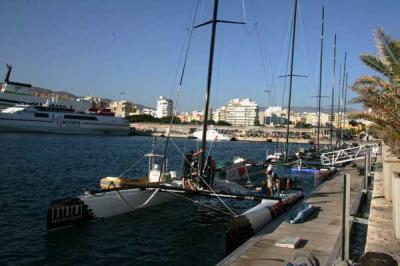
[182,149,202,190]
[203,155,216,188]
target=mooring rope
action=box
[164,189,233,217]
[170,138,236,216]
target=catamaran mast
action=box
[336,64,342,148]
[199,0,219,179]
[316,6,325,154]
[339,52,347,147]
[197,0,244,181]
[330,34,337,150]
[285,0,298,162]
[343,71,349,138]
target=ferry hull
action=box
[0,114,130,135]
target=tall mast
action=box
[343,71,349,135]
[336,64,342,147]
[197,0,244,180]
[330,34,337,150]
[316,6,325,154]
[200,0,219,179]
[339,52,347,147]
[285,0,298,162]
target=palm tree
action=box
[351,28,400,155]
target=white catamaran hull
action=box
[47,187,178,230]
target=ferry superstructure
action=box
[0,64,91,112]
[0,104,130,135]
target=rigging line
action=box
[274,0,294,107]
[168,0,198,100]
[158,0,200,181]
[241,0,256,35]
[178,139,189,177]
[253,4,276,103]
[179,0,200,86]
[251,2,273,102]
[202,137,215,173]
[257,9,278,105]
[281,12,293,109]
[170,138,236,216]
[297,1,319,99]
[119,155,146,178]
[164,189,233,216]
[255,23,271,96]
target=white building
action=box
[156,96,173,118]
[225,98,259,126]
[213,106,226,123]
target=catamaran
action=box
[47,0,309,253]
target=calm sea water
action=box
[0,134,314,266]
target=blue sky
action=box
[0,0,399,112]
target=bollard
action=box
[341,173,350,261]
[393,172,400,239]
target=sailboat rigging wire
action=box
[201,137,215,173]
[252,2,276,104]
[241,0,256,35]
[138,188,160,208]
[170,138,236,216]
[281,8,293,108]
[158,0,200,181]
[119,155,146,178]
[178,139,189,177]
[164,189,233,216]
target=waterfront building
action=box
[176,112,192,123]
[225,98,259,126]
[109,100,135,117]
[264,106,288,126]
[156,96,173,118]
[213,106,226,123]
[265,113,288,126]
[142,107,156,116]
[258,111,265,125]
[82,96,112,109]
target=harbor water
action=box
[1,134,315,266]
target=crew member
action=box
[264,159,274,196]
[182,149,202,190]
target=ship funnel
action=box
[4,64,12,83]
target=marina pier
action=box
[219,149,400,265]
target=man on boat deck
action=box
[263,159,274,196]
[182,149,202,190]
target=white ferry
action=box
[0,104,130,135]
[0,64,91,112]
[192,128,232,141]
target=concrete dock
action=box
[365,157,400,262]
[219,166,364,266]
